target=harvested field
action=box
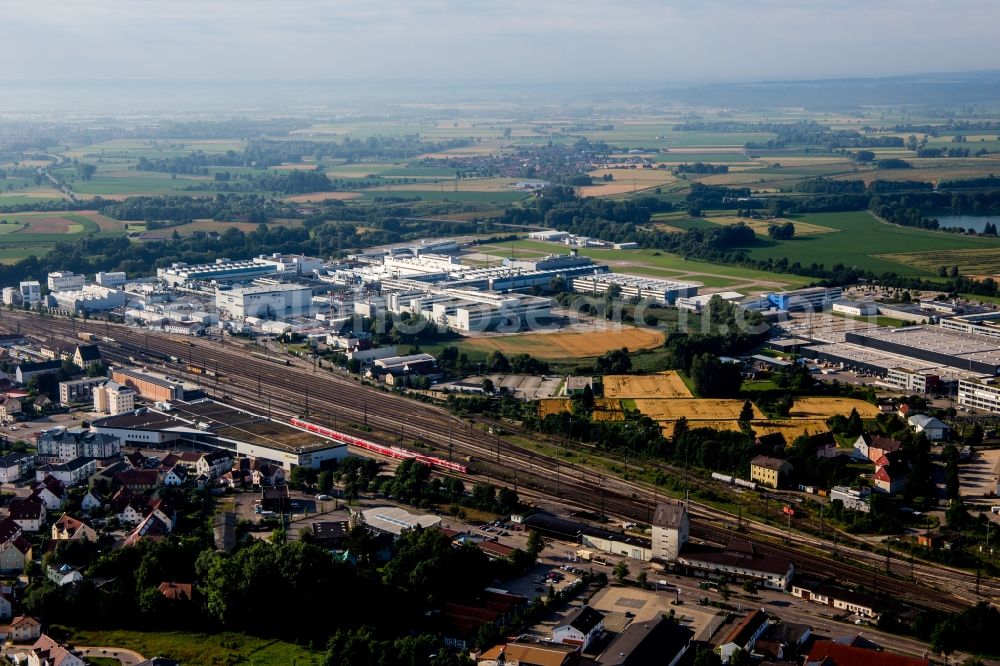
[538,399,570,418]
[577,168,676,197]
[465,327,665,360]
[789,397,880,419]
[634,399,765,421]
[603,372,692,399]
[752,419,830,440]
[283,191,362,202]
[875,248,1000,276]
[662,420,743,438]
[593,398,625,421]
[705,215,836,237]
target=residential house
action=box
[552,605,604,652]
[791,581,884,620]
[47,564,83,587]
[0,518,32,572]
[15,360,62,385]
[853,433,903,463]
[249,460,285,487]
[35,457,96,486]
[0,453,34,483]
[162,466,188,487]
[31,477,68,511]
[806,641,929,666]
[478,640,580,666]
[441,590,527,650]
[27,634,85,666]
[111,489,146,525]
[92,381,136,416]
[123,452,145,469]
[218,469,248,489]
[0,397,22,422]
[594,615,693,666]
[0,615,42,643]
[123,513,171,547]
[9,496,46,532]
[114,468,160,491]
[157,581,193,601]
[0,591,11,620]
[197,451,233,479]
[72,345,102,370]
[146,498,176,530]
[719,609,770,664]
[873,457,909,495]
[908,414,951,441]
[754,621,811,661]
[80,491,102,513]
[51,515,97,542]
[36,427,120,461]
[749,456,792,489]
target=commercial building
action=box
[50,285,127,313]
[677,540,794,591]
[959,376,1000,413]
[111,368,185,402]
[93,381,136,415]
[766,286,844,311]
[360,506,440,537]
[15,360,62,384]
[843,325,1000,376]
[18,281,41,305]
[832,300,877,317]
[571,273,700,305]
[801,342,976,394]
[214,283,313,321]
[719,609,770,664]
[940,311,1000,339]
[95,271,127,288]
[676,292,744,312]
[593,615,692,666]
[552,606,604,652]
[46,272,85,292]
[830,486,871,513]
[384,285,553,332]
[156,258,280,286]
[58,377,106,405]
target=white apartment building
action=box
[95,271,127,287]
[1,287,18,305]
[214,283,313,320]
[19,281,41,304]
[93,381,136,415]
[46,272,86,292]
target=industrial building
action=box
[214,283,314,321]
[941,311,1000,339]
[571,273,700,305]
[800,343,977,394]
[19,281,40,305]
[157,258,281,287]
[95,271,127,288]
[111,368,185,402]
[49,285,127,313]
[831,300,877,317]
[383,284,553,332]
[46,272,85,292]
[766,286,843,311]
[359,506,440,537]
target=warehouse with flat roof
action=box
[843,326,1000,376]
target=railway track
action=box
[2,311,985,612]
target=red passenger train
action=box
[289,417,468,474]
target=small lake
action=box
[935,214,1000,233]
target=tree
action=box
[690,353,743,398]
[739,400,754,424]
[729,648,752,666]
[526,529,544,557]
[317,470,334,495]
[742,579,758,596]
[636,571,648,589]
[613,560,629,585]
[846,408,864,436]
[481,378,495,395]
[692,647,722,666]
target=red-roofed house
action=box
[51,515,97,542]
[157,581,193,601]
[28,633,84,666]
[719,609,770,663]
[807,640,928,666]
[0,615,42,643]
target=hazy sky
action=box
[4,0,999,83]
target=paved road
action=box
[77,645,146,665]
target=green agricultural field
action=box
[875,248,1000,276]
[360,190,529,203]
[68,173,213,196]
[654,152,751,163]
[481,239,812,288]
[62,629,323,666]
[738,211,1000,276]
[666,217,723,231]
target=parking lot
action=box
[960,447,1000,500]
[588,585,718,639]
